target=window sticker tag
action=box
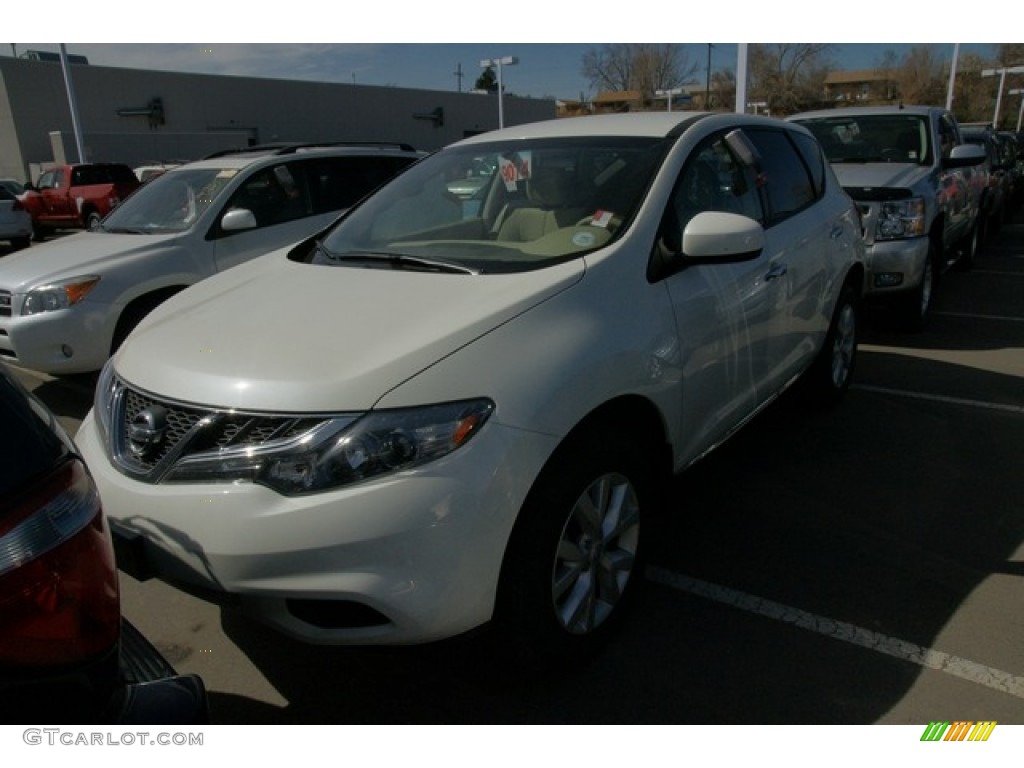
[498,151,532,192]
[591,209,614,228]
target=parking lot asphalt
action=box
[4,215,1024,724]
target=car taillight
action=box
[0,459,120,667]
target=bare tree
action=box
[950,52,993,124]
[995,44,1024,67]
[894,45,947,105]
[749,43,835,115]
[872,49,901,102]
[710,68,736,112]
[582,44,699,106]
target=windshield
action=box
[796,114,931,165]
[314,136,667,274]
[101,167,239,233]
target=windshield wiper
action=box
[326,250,478,275]
[96,226,153,234]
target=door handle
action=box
[765,263,788,281]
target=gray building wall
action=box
[0,57,556,183]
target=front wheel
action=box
[494,429,651,666]
[897,248,935,332]
[85,210,103,230]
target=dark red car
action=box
[0,362,207,723]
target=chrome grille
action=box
[121,388,207,471]
[107,376,324,483]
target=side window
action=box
[228,163,311,228]
[37,170,56,189]
[789,131,827,198]
[745,128,816,225]
[306,156,416,215]
[74,166,102,185]
[938,116,957,161]
[666,135,763,246]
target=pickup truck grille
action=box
[0,291,11,317]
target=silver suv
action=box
[0,143,423,374]
[790,106,985,330]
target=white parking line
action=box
[646,567,1024,700]
[852,384,1024,414]
[931,311,1024,323]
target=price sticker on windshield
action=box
[498,152,531,191]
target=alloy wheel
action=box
[830,302,857,389]
[551,471,640,635]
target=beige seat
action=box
[496,166,590,242]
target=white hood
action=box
[114,252,584,412]
[830,163,932,193]
[0,231,182,292]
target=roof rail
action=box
[203,141,417,159]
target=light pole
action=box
[480,56,518,129]
[1011,88,1024,132]
[945,43,959,110]
[981,65,1024,128]
[705,43,714,109]
[655,87,684,112]
[59,44,86,163]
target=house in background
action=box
[823,69,898,104]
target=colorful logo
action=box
[921,721,997,742]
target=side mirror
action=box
[945,143,986,169]
[220,207,257,232]
[681,211,765,264]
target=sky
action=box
[6,2,1007,102]
[1,42,1002,102]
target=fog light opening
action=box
[874,272,904,288]
[286,598,390,629]
[61,345,74,358]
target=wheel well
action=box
[556,396,674,484]
[843,263,865,298]
[111,286,186,353]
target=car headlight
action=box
[22,276,100,316]
[875,197,926,240]
[163,399,495,495]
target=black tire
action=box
[897,247,936,332]
[32,223,48,242]
[494,427,652,668]
[85,210,103,230]
[804,282,859,406]
[10,237,30,251]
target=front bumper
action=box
[0,301,118,374]
[0,217,32,241]
[77,408,556,645]
[860,236,931,299]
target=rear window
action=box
[71,165,138,185]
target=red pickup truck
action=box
[22,163,140,239]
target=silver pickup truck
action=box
[790,106,985,330]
